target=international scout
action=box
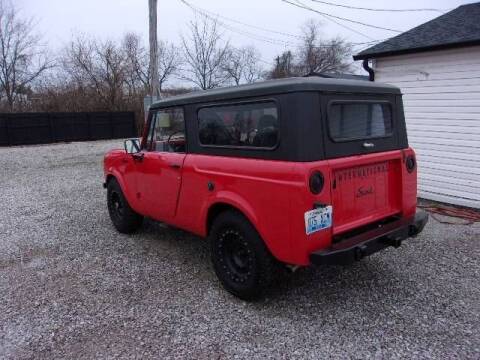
[103,77,428,299]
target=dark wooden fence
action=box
[0,112,137,146]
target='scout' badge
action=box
[356,185,374,198]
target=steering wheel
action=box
[167,131,185,152]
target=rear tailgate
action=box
[329,151,403,235]
[321,94,405,235]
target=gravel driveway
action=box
[0,140,479,359]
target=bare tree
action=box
[295,20,352,76]
[157,41,182,92]
[0,1,51,111]
[268,51,296,79]
[242,48,265,84]
[62,35,127,110]
[123,32,181,95]
[223,46,264,85]
[181,16,230,90]
[268,20,352,79]
[122,32,149,95]
[31,71,89,112]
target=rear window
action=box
[328,102,392,141]
[198,101,279,148]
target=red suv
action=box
[103,78,428,300]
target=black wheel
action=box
[107,178,143,233]
[209,210,280,300]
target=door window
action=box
[147,108,186,152]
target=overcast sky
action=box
[15,0,472,76]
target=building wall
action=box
[374,46,480,208]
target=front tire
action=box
[209,210,280,300]
[107,178,143,233]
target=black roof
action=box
[151,77,399,109]
[354,2,480,60]
[307,72,369,81]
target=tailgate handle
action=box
[363,142,375,149]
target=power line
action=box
[281,0,403,33]
[290,0,374,40]
[183,1,304,40]
[180,0,287,65]
[308,0,445,13]
[181,0,382,46]
[178,0,388,66]
[179,0,297,47]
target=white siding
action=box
[374,46,480,208]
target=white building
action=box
[354,2,480,209]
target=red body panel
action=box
[104,146,417,266]
[104,150,141,213]
[173,155,296,262]
[134,152,186,220]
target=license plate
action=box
[304,206,332,235]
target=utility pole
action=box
[148,0,160,98]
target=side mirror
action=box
[124,138,140,154]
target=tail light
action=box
[309,171,324,194]
[406,155,416,173]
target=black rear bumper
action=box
[309,210,428,266]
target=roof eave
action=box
[353,39,480,61]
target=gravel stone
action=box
[0,140,479,359]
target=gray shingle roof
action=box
[353,2,480,60]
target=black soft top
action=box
[151,77,401,109]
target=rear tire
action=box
[107,178,143,234]
[209,210,280,300]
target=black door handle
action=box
[169,163,181,169]
[132,153,144,162]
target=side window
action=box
[147,108,186,152]
[328,102,392,141]
[198,101,279,148]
